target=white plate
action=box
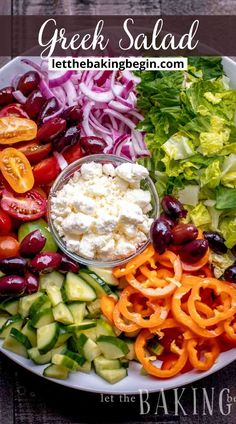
[0,56,235,394]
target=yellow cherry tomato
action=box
[0,116,37,144]
[0,148,34,193]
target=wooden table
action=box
[0,1,236,423]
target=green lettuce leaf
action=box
[216,186,236,209]
[189,203,211,227]
[221,154,236,188]
[200,160,221,189]
[219,217,236,248]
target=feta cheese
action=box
[62,212,93,235]
[116,163,148,184]
[72,194,95,215]
[103,163,115,177]
[124,189,151,211]
[118,200,144,225]
[80,162,103,180]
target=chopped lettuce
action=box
[216,186,236,209]
[200,160,221,189]
[221,154,236,188]
[189,203,211,227]
[210,252,235,278]
[177,185,199,206]
[219,217,236,248]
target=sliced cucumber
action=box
[0,315,10,330]
[68,302,87,323]
[94,355,121,371]
[53,303,74,325]
[22,321,37,347]
[96,317,115,337]
[40,271,64,291]
[28,347,52,365]
[54,325,71,348]
[124,339,136,361]
[76,333,101,362]
[51,344,67,356]
[43,364,69,380]
[64,273,96,302]
[77,360,91,373]
[18,292,43,318]
[9,328,31,349]
[66,320,96,332]
[77,326,97,342]
[3,329,29,358]
[46,285,63,307]
[97,368,127,384]
[97,336,129,359]
[87,299,101,318]
[0,298,19,315]
[64,349,85,367]
[120,358,129,368]
[37,322,59,354]
[79,269,112,298]
[52,353,78,371]
[0,315,23,339]
[29,295,51,318]
[88,267,119,286]
[31,308,54,329]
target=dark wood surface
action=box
[0,1,236,423]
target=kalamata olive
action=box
[59,255,79,273]
[62,106,82,124]
[19,229,46,258]
[150,218,172,254]
[159,213,175,228]
[0,86,14,105]
[37,117,66,142]
[25,271,39,294]
[0,256,27,275]
[172,224,198,245]
[180,239,208,263]
[24,90,45,119]
[54,126,80,152]
[0,275,26,297]
[17,71,40,95]
[224,264,236,283]
[80,136,106,155]
[30,252,62,273]
[203,231,228,254]
[161,195,187,221]
[231,245,236,257]
[38,97,59,122]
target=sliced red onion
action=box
[63,80,77,106]
[21,58,46,76]
[13,90,27,104]
[48,71,74,88]
[82,101,94,136]
[79,82,114,103]
[104,108,136,131]
[89,114,111,135]
[53,151,68,170]
[120,80,135,99]
[43,102,65,123]
[39,79,56,100]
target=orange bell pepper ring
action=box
[112,303,140,333]
[187,338,220,371]
[101,295,116,323]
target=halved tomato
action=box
[0,116,37,144]
[0,148,34,193]
[63,144,83,164]
[33,156,60,186]
[0,103,29,118]
[0,189,46,221]
[17,141,52,164]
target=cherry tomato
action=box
[161,353,178,370]
[34,186,47,199]
[0,235,19,258]
[0,174,10,196]
[33,156,60,185]
[0,209,12,235]
[63,144,83,164]
[0,104,29,118]
[17,141,52,164]
[1,189,46,221]
[0,117,37,144]
[0,148,34,193]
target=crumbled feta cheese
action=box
[116,163,148,184]
[103,163,115,177]
[80,162,103,180]
[124,189,151,211]
[118,200,144,225]
[62,212,93,235]
[72,194,96,215]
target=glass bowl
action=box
[47,154,159,268]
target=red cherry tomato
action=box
[0,189,46,221]
[0,103,29,118]
[0,209,12,234]
[63,144,83,164]
[0,235,19,258]
[33,156,60,186]
[17,141,52,164]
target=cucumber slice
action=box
[18,292,43,318]
[64,349,85,367]
[68,302,87,323]
[22,321,37,347]
[40,271,64,291]
[37,322,59,354]
[51,344,67,356]
[120,358,129,368]
[0,298,19,315]
[124,339,136,361]
[94,355,121,371]
[77,327,97,342]
[87,299,101,318]
[29,295,51,318]
[0,315,10,329]
[79,269,112,298]
[88,267,119,286]
[46,285,63,306]
[66,320,96,332]
[96,317,115,337]
[3,329,29,358]
[76,333,101,362]
[31,308,54,329]
[97,368,127,384]
[28,347,52,365]
[0,315,23,339]
[64,273,96,302]
[53,303,74,325]
[43,364,69,380]
[97,336,129,359]
[9,328,31,349]
[52,353,78,371]
[54,325,71,348]
[77,361,92,373]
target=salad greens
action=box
[136,57,236,253]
